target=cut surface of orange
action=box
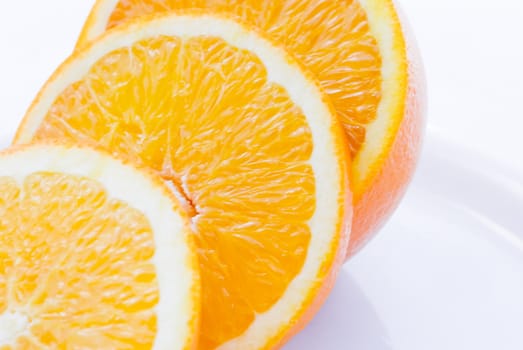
[14,14,352,349]
[0,143,200,349]
[76,0,426,257]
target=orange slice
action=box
[0,143,199,349]
[14,14,351,349]
[75,0,426,257]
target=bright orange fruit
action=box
[0,143,200,349]
[14,14,351,349]
[76,0,426,257]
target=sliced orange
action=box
[0,143,199,349]
[14,14,352,349]
[75,0,426,257]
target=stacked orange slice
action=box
[0,143,200,349]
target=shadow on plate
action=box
[285,270,391,349]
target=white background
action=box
[402,0,523,173]
[0,1,522,349]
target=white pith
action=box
[0,145,198,350]
[352,0,407,191]
[15,15,347,349]
[0,312,29,346]
[81,0,121,43]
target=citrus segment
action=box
[0,144,200,349]
[15,14,351,349]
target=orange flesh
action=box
[0,173,158,349]
[32,36,315,348]
[105,0,382,157]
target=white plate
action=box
[286,130,523,350]
[1,130,522,349]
